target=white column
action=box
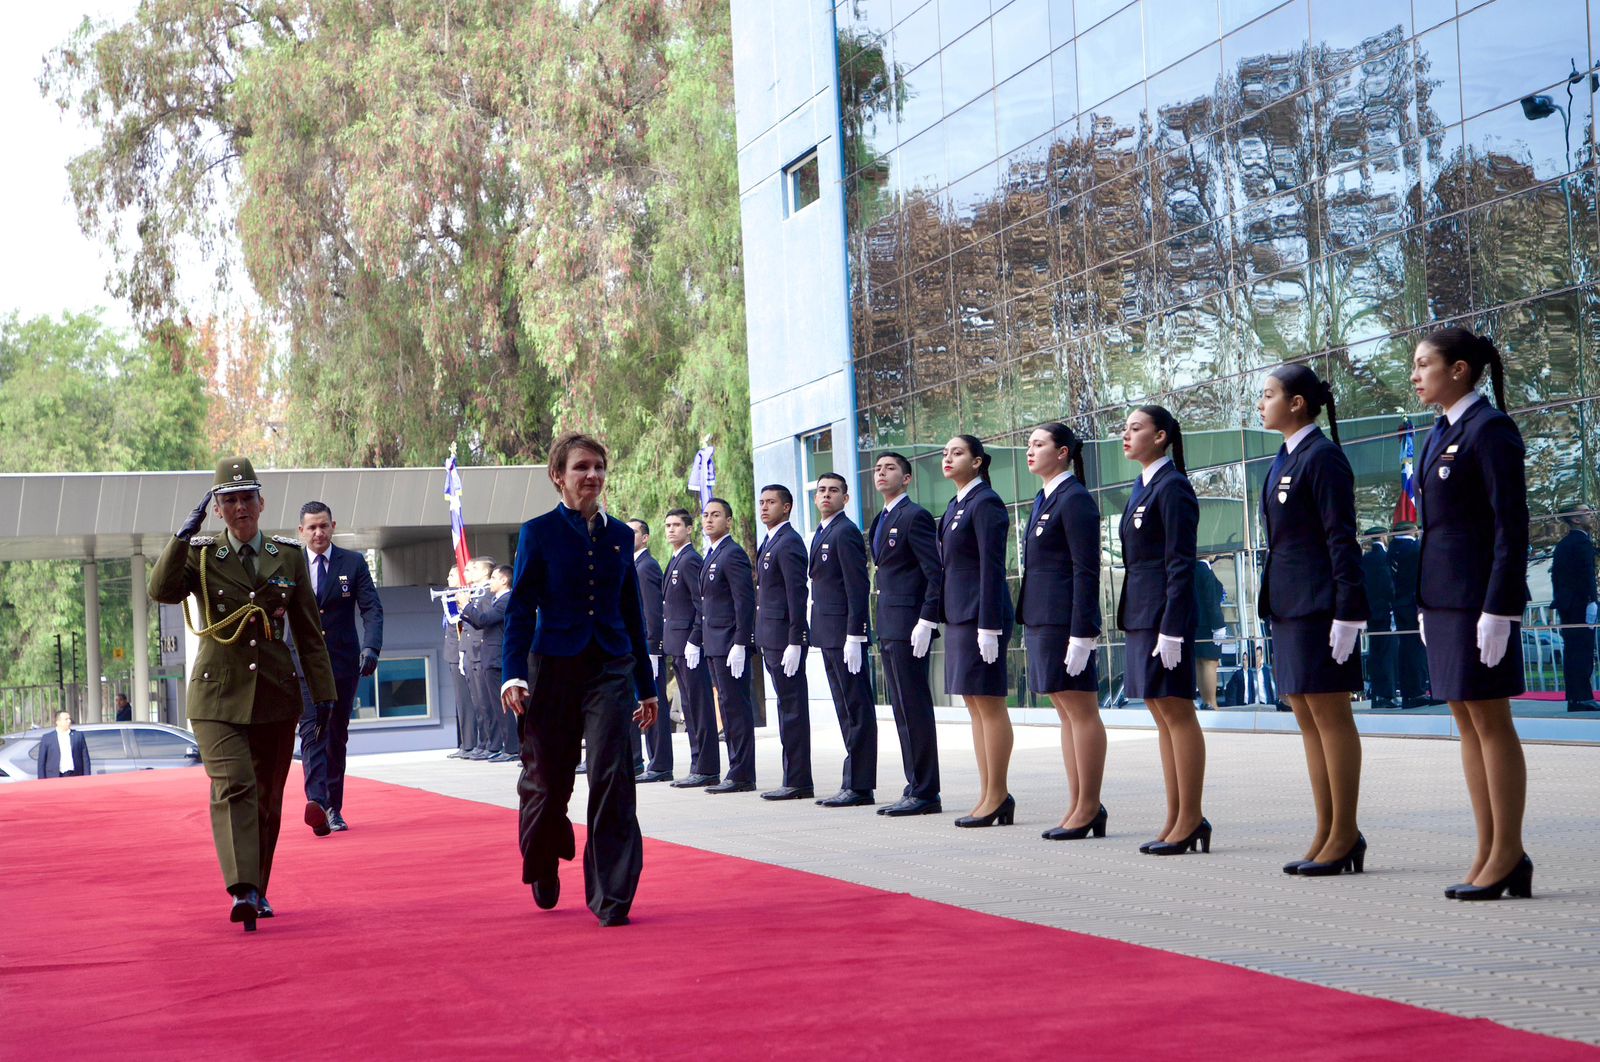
[83,559,102,722]
[131,553,151,721]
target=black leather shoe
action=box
[599,913,630,927]
[671,773,719,788]
[1400,695,1445,708]
[574,762,589,775]
[761,786,815,800]
[1138,838,1163,853]
[882,796,942,817]
[1042,804,1107,840]
[705,780,756,794]
[638,770,675,783]
[1283,860,1310,875]
[1454,854,1534,901]
[1369,698,1400,711]
[1568,699,1600,712]
[328,810,349,833]
[1443,883,1468,899]
[230,888,260,932]
[1148,818,1213,855]
[817,789,874,807]
[532,875,560,910]
[954,794,1015,827]
[305,801,331,837]
[1297,834,1366,876]
[255,895,274,918]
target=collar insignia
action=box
[1446,444,1459,453]
[215,545,229,560]
[264,541,279,556]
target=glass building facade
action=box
[833,0,1600,728]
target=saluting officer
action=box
[663,508,721,788]
[696,498,759,794]
[148,458,337,932]
[754,485,814,801]
[809,472,877,808]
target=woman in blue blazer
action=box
[1256,364,1371,878]
[939,434,1016,827]
[1116,406,1209,855]
[1411,327,1532,901]
[1018,423,1107,841]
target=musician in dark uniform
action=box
[1361,529,1399,711]
[754,486,813,800]
[868,453,944,816]
[500,433,657,927]
[809,473,877,808]
[443,566,480,758]
[697,498,758,794]
[628,519,674,781]
[662,509,721,788]
[1389,523,1435,707]
[460,564,516,763]
[1550,510,1598,712]
[1256,364,1371,878]
[1411,328,1533,902]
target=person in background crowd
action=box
[1389,522,1439,708]
[1362,528,1399,711]
[37,710,91,778]
[1193,558,1226,712]
[114,693,133,721]
[1550,509,1598,713]
[628,519,675,781]
[460,564,516,764]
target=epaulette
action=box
[189,535,217,546]
[271,534,301,547]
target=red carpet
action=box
[2,772,1592,1061]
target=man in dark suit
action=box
[809,473,877,808]
[460,558,497,761]
[697,497,758,794]
[443,567,480,759]
[1388,522,1438,707]
[1362,529,1399,710]
[461,564,517,760]
[753,485,812,801]
[113,693,133,721]
[37,711,91,777]
[629,519,674,780]
[663,509,720,788]
[296,501,384,835]
[1551,511,1599,712]
[868,452,943,816]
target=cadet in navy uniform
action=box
[1117,407,1209,856]
[868,452,944,816]
[1411,328,1533,902]
[939,435,1016,828]
[500,433,658,927]
[1019,423,1107,841]
[628,519,674,782]
[696,497,759,794]
[1193,559,1226,711]
[1256,365,1372,878]
[809,472,877,808]
[1550,510,1598,712]
[662,509,721,788]
[1389,523,1436,707]
[753,486,813,800]
[1361,529,1399,711]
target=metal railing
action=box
[0,684,98,734]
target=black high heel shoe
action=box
[1454,854,1533,901]
[1043,804,1107,841]
[230,888,260,932]
[1148,818,1212,855]
[1297,834,1367,877]
[1283,860,1310,875]
[955,794,1015,828]
[1139,838,1164,854]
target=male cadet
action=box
[461,564,518,760]
[148,457,336,931]
[809,472,877,808]
[664,508,721,788]
[444,567,479,758]
[1361,528,1399,710]
[1551,510,1599,712]
[296,501,384,835]
[695,497,758,793]
[868,452,944,815]
[1389,522,1439,708]
[629,519,674,781]
[754,485,813,801]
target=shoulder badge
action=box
[189,535,216,547]
[264,541,279,556]
[271,534,300,546]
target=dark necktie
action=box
[1129,476,1146,511]
[315,554,327,597]
[1423,415,1448,468]
[872,507,889,558]
[240,544,257,581]
[1266,445,1288,498]
[1030,489,1045,527]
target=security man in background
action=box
[149,457,336,932]
[808,472,877,808]
[629,519,674,782]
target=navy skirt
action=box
[1123,628,1196,700]
[944,622,1010,697]
[1270,613,1363,696]
[1422,608,1525,701]
[1024,626,1098,694]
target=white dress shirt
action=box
[56,729,74,772]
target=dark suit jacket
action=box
[938,481,1014,633]
[1389,535,1421,615]
[809,514,871,649]
[460,591,509,669]
[868,497,942,642]
[662,546,705,655]
[1552,529,1597,620]
[698,535,755,656]
[1193,561,1225,638]
[307,543,383,679]
[634,551,665,655]
[1258,427,1370,622]
[38,729,90,777]
[754,523,809,652]
[1016,475,1101,638]
[1363,544,1395,630]
[1116,462,1198,636]
[1416,400,1530,616]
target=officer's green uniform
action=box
[148,458,336,896]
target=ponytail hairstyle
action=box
[1135,405,1187,475]
[1038,421,1087,482]
[1268,362,1341,445]
[955,433,992,483]
[1426,325,1509,415]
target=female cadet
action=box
[1256,364,1371,877]
[1411,327,1532,901]
[1018,423,1108,840]
[1117,406,1209,855]
[939,434,1017,827]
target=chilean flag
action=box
[1393,418,1418,524]
[444,455,473,584]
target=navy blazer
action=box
[809,514,871,648]
[1193,560,1225,638]
[1551,529,1596,618]
[662,546,705,655]
[635,550,665,655]
[1116,462,1198,637]
[1389,536,1421,613]
[1416,399,1530,616]
[754,523,809,651]
[37,729,90,777]
[1016,475,1101,638]
[1258,427,1370,622]
[867,498,943,642]
[699,535,755,655]
[306,543,383,678]
[1362,544,1395,629]
[460,590,509,667]
[938,480,1014,633]
[503,507,657,702]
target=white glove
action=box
[458,651,466,677]
[977,629,1000,664]
[1476,613,1513,668]
[1328,620,1363,665]
[1064,637,1094,676]
[781,643,802,678]
[685,642,702,670]
[1418,613,1426,647]
[844,638,863,674]
[729,643,747,679]
[1212,627,1227,643]
[1153,634,1183,670]
[1587,602,1597,625]
[649,654,660,677]
[910,619,935,659]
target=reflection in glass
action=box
[993,0,1054,85]
[1076,2,1146,110]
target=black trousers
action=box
[1393,605,1430,698]
[451,653,477,751]
[298,671,359,812]
[477,664,518,755]
[193,717,298,894]
[641,660,673,772]
[880,639,940,801]
[707,653,756,784]
[1558,608,1595,702]
[667,654,718,777]
[516,647,643,922]
[471,663,500,753]
[821,645,877,791]
[1364,630,1397,701]
[760,646,812,788]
